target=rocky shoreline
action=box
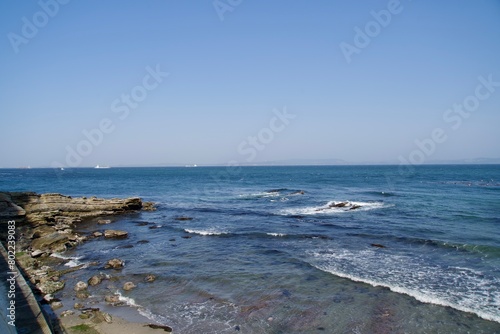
[0,192,173,333]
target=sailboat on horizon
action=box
[94,165,110,169]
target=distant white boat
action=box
[60,167,64,171]
[94,165,110,169]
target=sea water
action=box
[1,165,499,333]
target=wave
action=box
[279,200,390,216]
[308,248,500,324]
[184,228,229,236]
[237,188,305,200]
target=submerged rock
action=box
[50,301,63,310]
[105,294,120,304]
[97,219,112,225]
[174,216,193,221]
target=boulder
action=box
[97,219,112,225]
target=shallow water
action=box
[2,165,500,333]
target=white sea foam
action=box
[279,200,390,215]
[50,253,86,267]
[308,248,500,324]
[184,228,228,236]
[267,233,287,237]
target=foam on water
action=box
[50,253,86,267]
[267,232,287,237]
[184,228,229,236]
[308,248,500,323]
[279,200,389,215]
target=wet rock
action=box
[145,324,173,332]
[105,295,120,304]
[97,219,112,225]
[37,280,65,294]
[371,243,386,248]
[149,225,160,230]
[60,310,74,317]
[76,290,90,299]
[290,190,305,195]
[31,249,45,258]
[144,274,156,282]
[88,275,103,286]
[331,202,349,208]
[123,282,136,291]
[104,229,128,239]
[349,204,362,210]
[174,216,193,221]
[43,293,55,303]
[74,303,84,309]
[74,281,88,291]
[104,258,124,269]
[92,231,103,237]
[116,244,134,249]
[50,301,63,310]
[142,202,156,211]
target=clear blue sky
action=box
[1,0,499,167]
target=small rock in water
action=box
[60,310,74,317]
[235,325,241,331]
[174,216,193,221]
[349,204,362,210]
[105,294,120,304]
[371,243,386,248]
[145,324,173,332]
[144,274,156,282]
[92,231,103,237]
[98,219,112,225]
[50,301,63,310]
[136,222,150,226]
[104,258,124,269]
[88,275,103,286]
[43,293,55,303]
[104,230,128,239]
[137,240,150,244]
[169,238,176,242]
[74,281,88,291]
[181,235,192,239]
[123,282,136,291]
[76,291,90,299]
[74,303,84,309]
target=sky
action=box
[0,0,499,167]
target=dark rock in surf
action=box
[174,216,193,221]
[137,240,150,244]
[331,202,349,208]
[145,324,173,332]
[349,204,362,210]
[371,243,386,248]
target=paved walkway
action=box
[0,243,54,334]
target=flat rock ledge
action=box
[0,192,154,292]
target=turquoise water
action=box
[2,165,500,333]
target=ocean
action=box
[1,165,500,333]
